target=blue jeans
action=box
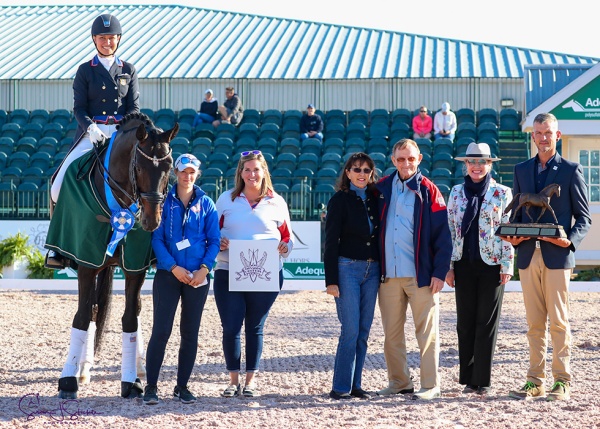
[146,269,210,387]
[213,269,283,372]
[332,257,380,393]
[300,132,323,141]
[193,113,216,126]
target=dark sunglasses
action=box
[241,150,262,156]
[176,156,200,168]
[420,110,427,113]
[350,167,372,174]
[466,159,489,165]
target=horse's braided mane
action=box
[118,112,153,130]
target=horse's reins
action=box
[89,135,171,214]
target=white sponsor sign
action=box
[228,239,280,292]
[288,221,321,262]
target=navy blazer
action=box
[72,55,140,143]
[512,152,591,269]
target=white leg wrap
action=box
[135,317,146,378]
[121,332,138,383]
[60,328,86,378]
[78,321,96,384]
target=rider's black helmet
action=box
[91,14,122,36]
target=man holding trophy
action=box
[502,113,591,401]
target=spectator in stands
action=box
[445,143,513,396]
[300,104,324,142]
[143,153,220,405]
[433,102,457,141]
[213,87,244,127]
[375,139,451,401]
[193,89,219,126]
[50,13,139,204]
[504,113,591,402]
[214,150,294,398]
[412,106,433,140]
[324,152,380,400]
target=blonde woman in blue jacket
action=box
[445,143,514,396]
[143,154,220,405]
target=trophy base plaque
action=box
[495,223,566,238]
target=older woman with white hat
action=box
[445,142,514,396]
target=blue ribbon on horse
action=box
[104,132,139,257]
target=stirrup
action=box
[45,250,66,270]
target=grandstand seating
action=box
[178,108,197,126]
[369,109,389,126]
[242,109,261,126]
[49,109,72,127]
[1,123,21,141]
[0,107,530,220]
[279,138,301,156]
[456,108,475,125]
[8,109,30,126]
[297,153,319,171]
[391,108,412,126]
[22,123,43,140]
[325,109,346,126]
[300,138,322,156]
[154,108,176,128]
[276,153,297,171]
[477,108,499,126]
[348,109,369,127]
[30,109,50,125]
[262,109,283,126]
[499,108,521,131]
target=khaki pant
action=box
[519,248,572,384]
[378,277,440,390]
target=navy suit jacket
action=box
[512,152,591,269]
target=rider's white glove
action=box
[87,123,108,145]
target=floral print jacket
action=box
[447,180,514,274]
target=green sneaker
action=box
[509,381,545,400]
[547,380,570,401]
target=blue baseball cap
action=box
[307,104,315,109]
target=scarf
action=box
[460,173,490,237]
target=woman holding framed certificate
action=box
[214,150,294,398]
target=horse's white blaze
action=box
[78,321,96,384]
[136,317,146,378]
[60,328,86,378]
[121,332,138,383]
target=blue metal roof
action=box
[1,5,598,80]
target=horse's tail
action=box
[504,193,521,215]
[94,266,115,354]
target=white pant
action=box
[51,124,116,203]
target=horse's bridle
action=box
[129,142,172,207]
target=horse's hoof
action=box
[121,378,143,399]
[58,376,78,399]
[79,363,92,385]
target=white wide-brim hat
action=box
[454,142,501,161]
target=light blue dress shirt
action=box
[384,173,416,278]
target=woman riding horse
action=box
[45,112,177,399]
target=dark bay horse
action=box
[51,113,177,399]
[505,183,561,224]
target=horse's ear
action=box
[136,124,148,142]
[163,123,179,143]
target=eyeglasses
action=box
[176,156,200,168]
[241,150,262,156]
[420,110,427,113]
[466,159,489,165]
[350,167,373,174]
